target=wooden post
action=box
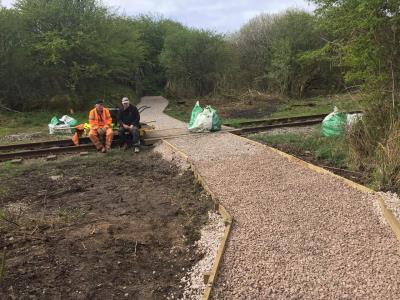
[10,159,23,164]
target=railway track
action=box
[0,133,186,161]
[0,112,361,161]
[224,110,362,133]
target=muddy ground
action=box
[166,97,281,121]
[0,150,213,299]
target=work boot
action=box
[120,143,128,151]
[134,146,140,153]
[100,147,106,153]
[105,145,111,152]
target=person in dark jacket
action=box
[117,97,141,152]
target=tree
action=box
[0,0,147,109]
[267,9,328,97]
[313,0,400,189]
[0,6,35,109]
[229,13,276,90]
[313,0,400,95]
[131,16,184,96]
[160,28,232,97]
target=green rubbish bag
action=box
[188,101,203,128]
[60,115,78,133]
[207,106,221,131]
[67,118,78,133]
[50,116,59,125]
[321,111,347,137]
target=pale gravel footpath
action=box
[179,212,225,300]
[142,96,400,299]
[138,96,187,130]
[169,133,400,299]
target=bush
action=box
[160,29,233,98]
[373,121,400,191]
[346,93,400,190]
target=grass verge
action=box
[249,126,373,187]
[251,127,349,168]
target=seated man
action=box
[88,100,113,153]
[117,97,140,152]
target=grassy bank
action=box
[270,94,363,118]
[251,126,348,167]
[0,111,87,138]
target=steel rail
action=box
[0,111,362,161]
[223,110,363,127]
[0,112,361,152]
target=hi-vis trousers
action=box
[89,127,113,150]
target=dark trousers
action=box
[119,127,140,147]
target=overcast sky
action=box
[2,0,316,33]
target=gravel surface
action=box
[379,191,400,221]
[138,96,186,130]
[179,212,225,300]
[141,96,400,299]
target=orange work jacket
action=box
[89,108,112,129]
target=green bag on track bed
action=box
[188,103,221,132]
[48,115,78,135]
[188,101,203,128]
[321,108,347,137]
[60,115,78,134]
[208,106,221,131]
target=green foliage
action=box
[228,9,342,97]
[346,93,400,190]
[160,29,233,97]
[313,0,400,89]
[132,16,184,96]
[0,1,347,110]
[229,13,276,90]
[0,7,35,109]
[312,0,400,190]
[267,10,332,97]
[0,0,146,110]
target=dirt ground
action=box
[221,99,279,119]
[166,97,281,122]
[0,150,213,299]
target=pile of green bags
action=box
[48,115,78,135]
[188,101,221,132]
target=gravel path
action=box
[141,96,400,299]
[138,96,186,130]
[180,211,225,300]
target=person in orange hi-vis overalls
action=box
[88,100,114,153]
